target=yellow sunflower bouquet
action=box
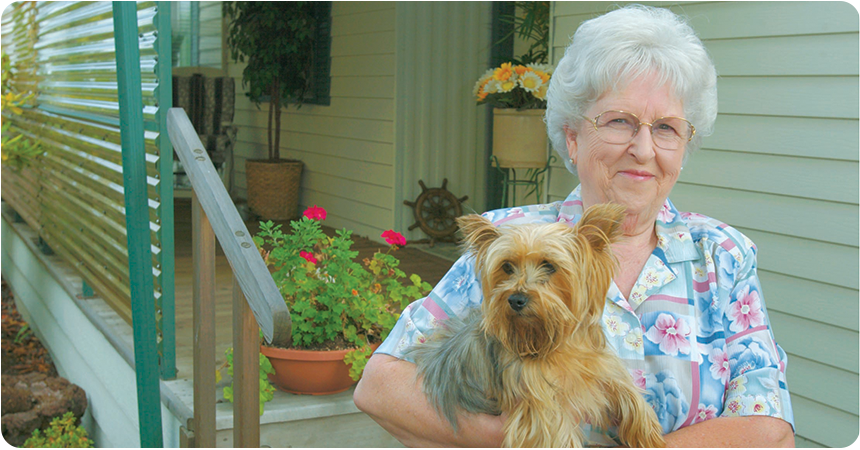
[473,62,553,110]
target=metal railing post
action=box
[113,2,164,446]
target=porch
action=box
[1,198,459,447]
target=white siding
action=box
[229,2,493,243]
[548,2,859,447]
[229,2,397,239]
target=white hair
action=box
[545,5,718,173]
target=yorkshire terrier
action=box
[409,204,666,447]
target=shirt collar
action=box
[557,185,698,263]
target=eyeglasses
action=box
[582,110,696,151]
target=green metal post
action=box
[112,2,164,447]
[81,281,95,298]
[154,1,176,381]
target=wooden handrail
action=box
[167,107,292,346]
[167,107,291,447]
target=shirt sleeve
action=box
[375,253,484,362]
[719,235,795,432]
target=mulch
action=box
[1,278,57,377]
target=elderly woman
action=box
[354,5,795,447]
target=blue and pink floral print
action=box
[377,185,794,445]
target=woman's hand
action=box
[354,353,506,447]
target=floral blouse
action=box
[376,185,795,445]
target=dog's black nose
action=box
[508,293,529,312]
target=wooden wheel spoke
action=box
[402,179,468,240]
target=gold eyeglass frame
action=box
[583,110,696,148]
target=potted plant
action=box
[223,2,317,220]
[474,1,552,204]
[474,61,553,169]
[253,205,432,395]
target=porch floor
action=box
[168,199,460,445]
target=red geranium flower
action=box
[381,230,406,246]
[299,250,318,265]
[303,205,327,221]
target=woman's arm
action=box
[354,353,505,447]
[664,416,794,447]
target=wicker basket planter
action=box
[245,159,303,220]
[492,108,548,168]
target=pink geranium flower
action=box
[381,230,406,246]
[645,313,691,355]
[708,348,731,384]
[303,205,327,221]
[727,286,764,332]
[299,250,317,265]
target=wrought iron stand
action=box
[491,154,557,207]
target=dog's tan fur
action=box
[455,204,666,447]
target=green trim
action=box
[154,1,176,381]
[112,2,164,447]
[485,2,516,211]
[81,281,95,298]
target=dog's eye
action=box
[502,262,515,275]
[541,260,556,274]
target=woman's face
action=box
[565,73,686,228]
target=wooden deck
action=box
[171,198,459,378]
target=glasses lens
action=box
[593,111,692,150]
[652,118,692,150]
[594,111,638,144]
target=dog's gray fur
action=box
[406,308,503,430]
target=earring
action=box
[569,158,575,165]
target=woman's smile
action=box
[617,169,655,181]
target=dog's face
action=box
[456,204,626,358]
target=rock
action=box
[1,383,33,414]
[1,373,87,447]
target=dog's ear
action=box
[575,203,626,252]
[456,214,501,256]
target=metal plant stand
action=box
[491,154,557,207]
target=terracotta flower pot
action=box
[260,344,380,395]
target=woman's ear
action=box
[564,125,578,165]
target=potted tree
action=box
[223,2,317,220]
[253,205,432,395]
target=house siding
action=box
[548,2,859,447]
[229,2,397,240]
[228,1,493,243]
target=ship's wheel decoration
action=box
[403,178,469,244]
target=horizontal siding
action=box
[792,395,859,448]
[770,310,856,373]
[229,2,396,239]
[787,355,858,416]
[549,2,859,447]
[705,33,859,76]
[669,185,858,247]
[683,149,858,204]
[759,271,858,332]
[717,76,857,119]
[707,115,858,161]
[743,228,857,290]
